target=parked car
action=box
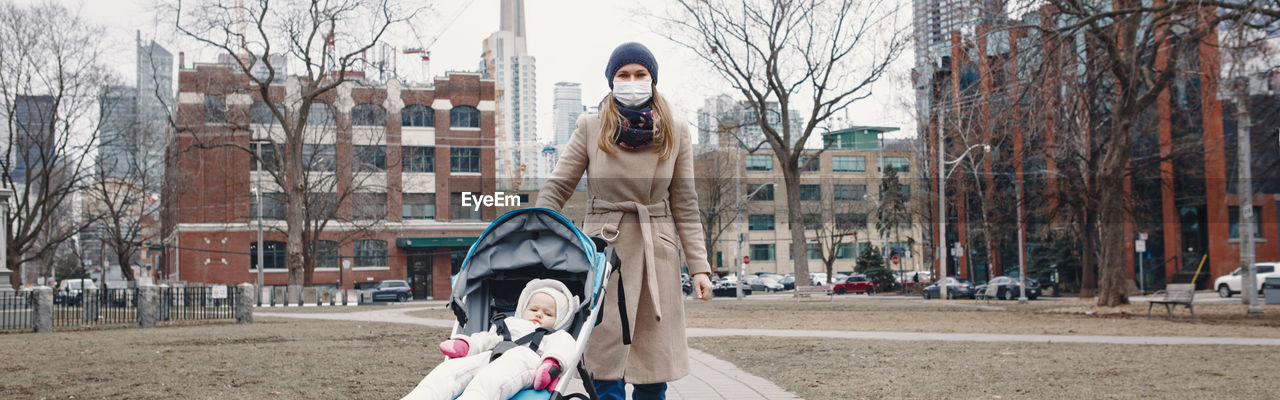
[921,277,976,299]
[682,274,693,296]
[830,275,877,295]
[758,277,785,292]
[778,275,796,291]
[972,276,1041,300]
[1214,262,1280,298]
[55,278,97,306]
[809,273,828,286]
[365,280,413,302]
[712,281,752,297]
[741,275,772,292]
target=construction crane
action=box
[403,0,478,81]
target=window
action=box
[748,184,774,201]
[790,243,823,260]
[799,155,820,172]
[834,185,866,200]
[889,242,909,257]
[749,244,775,261]
[310,240,338,269]
[748,214,774,231]
[251,141,277,171]
[353,193,387,219]
[1229,206,1264,239]
[204,95,226,123]
[306,102,336,126]
[836,213,867,230]
[351,103,385,126]
[745,154,772,171]
[450,147,481,173]
[899,185,911,201]
[881,156,910,172]
[249,241,287,269]
[803,213,822,230]
[306,193,338,220]
[800,185,821,201]
[250,101,284,124]
[450,105,481,128]
[450,192,483,220]
[354,240,388,267]
[833,156,866,172]
[303,144,336,172]
[836,243,861,259]
[403,193,436,219]
[402,104,435,127]
[250,192,286,220]
[354,145,386,172]
[403,146,435,173]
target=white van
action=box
[55,278,97,305]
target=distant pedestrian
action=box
[912,273,919,284]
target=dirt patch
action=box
[0,318,449,399]
[684,298,1280,338]
[691,336,1280,400]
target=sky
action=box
[40,0,917,143]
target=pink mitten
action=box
[532,358,562,391]
[438,338,469,358]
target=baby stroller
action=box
[448,208,622,400]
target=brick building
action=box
[162,62,497,299]
[920,7,1280,290]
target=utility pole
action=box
[1234,77,1261,316]
[937,108,948,300]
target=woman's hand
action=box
[692,273,714,301]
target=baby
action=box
[402,279,578,400]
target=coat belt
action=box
[589,198,669,321]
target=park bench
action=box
[975,284,1000,304]
[796,284,833,302]
[1147,283,1195,319]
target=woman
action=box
[535,42,715,400]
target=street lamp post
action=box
[253,145,264,306]
[0,189,10,286]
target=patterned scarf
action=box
[615,105,655,150]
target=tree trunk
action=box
[782,166,810,294]
[1096,116,1135,307]
[286,130,306,288]
[1079,207,1097,298]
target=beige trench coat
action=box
[535,112,711,384]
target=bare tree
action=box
[694,144,742,275]
[0,3,114,289]
[162,0,418,288]
[1033,0,1280,306]
[803,187,869,285]
[662,0,908,289]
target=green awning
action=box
[396,237,478,249]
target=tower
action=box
[483,0,538,190]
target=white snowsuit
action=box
[404,279,579,400]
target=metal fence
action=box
[53,288,138,328]
[160,286,237,322]
[0,291,33,332]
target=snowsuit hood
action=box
[515,279,579,331]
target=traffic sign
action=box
[1135,239,1146,253]
[743,255,750,264]
[891,256,900,265]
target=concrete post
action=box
[273,286,286,306]
[83,288,99,323]
[137,285,157,328]
[302,287,318,306]
[32,286,52,333]
[236,283,254,324]
[288,284,302,306]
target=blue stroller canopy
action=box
[451,208,606,335]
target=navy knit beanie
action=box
[605,42,658,89]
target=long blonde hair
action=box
[597,85,675,161]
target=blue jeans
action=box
[593,379,667,400]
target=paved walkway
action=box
[258,303,1280,399]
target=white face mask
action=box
[612,80,653,108]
